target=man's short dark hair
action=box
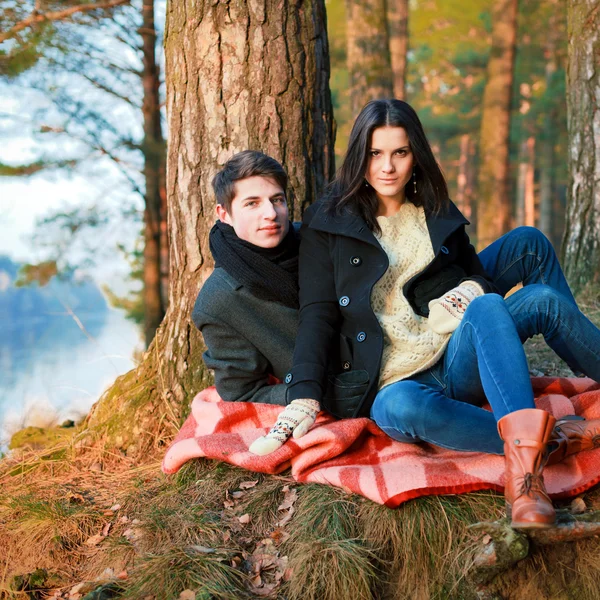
[212,150,288,212]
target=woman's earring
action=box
[413,170,417,194]
[364,179,370,188]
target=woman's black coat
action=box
[285,199,498,419]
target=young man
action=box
[192,150,299,406]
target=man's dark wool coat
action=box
[192,267,297,406]
[286,199,498,420]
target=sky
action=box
[0,38,146,293]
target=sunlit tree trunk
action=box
[476,0,518,249]
[86,0,335,454]
[516,136,536,227]
[346,0,394,114]
[562,0,600,292]
[387,0,408,100]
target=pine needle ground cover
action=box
[1,288,600,600]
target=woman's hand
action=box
[248,398,321,456]
[427,280,485,334]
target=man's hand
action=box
[427,280,484,334]
[249,398,321,456]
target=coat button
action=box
[339,296,350,307]
[342,361,351,370]
[285,373,293,384]
[350,256,362,266]
[441,246,449,255]
[356,332,366,342]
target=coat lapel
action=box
[425,201,469,256]
[308,202,382,249]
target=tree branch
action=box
[0,0,131,44]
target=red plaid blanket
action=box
[161,378,600,507]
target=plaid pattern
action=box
[161,378,600,508]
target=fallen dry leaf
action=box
[482,534,492,545]
[238,513,251,524]
[70,583,86,594]
[179,591,195,600]
[96,567,115,581]
[239,480,259,489]
[277,487,298,511]
[67,492,85,504]
[270,528,291,545]
[84,534,105,547]
[117,570,128,580]
[189,545,216,554]
[101,522,112,537]
[110,503,121,511]
[231,491,246,499]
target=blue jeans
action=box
[371,229,600,454]
[478,226,576,305]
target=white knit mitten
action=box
[427,280,485,334]
[249,398,321,456]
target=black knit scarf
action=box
[209,220,299,309]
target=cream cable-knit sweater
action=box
[371,202,450,390]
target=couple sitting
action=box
[193,99,600,530]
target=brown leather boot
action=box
[546,416,600,466]
[497,408,556,529]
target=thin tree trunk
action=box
[539,139,554,238]
[562,0,600,292]
[387,0,408,100]
[456,134,471,219]
[466,137,478,236]
[141,0,166,347]
[515,136,535,227]
[524,136,536,227]
[539,0,559,240]
[476,0,518,249]
[346,0,394,115]
[86,0,335,453]
[516,139,526,227]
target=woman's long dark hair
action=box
[325,99,449,233]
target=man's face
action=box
[216,176,289,248]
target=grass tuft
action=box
[121,546,248,600]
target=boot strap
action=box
[509,438,547,451]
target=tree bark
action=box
[141,0,166,347]
[562,0,600,292]
[85,0,335,453]
[476,0,518,249]
[387,0,408,100]
[346,0,394,115]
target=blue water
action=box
[0,259,142,447]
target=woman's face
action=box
[365,126,414,209]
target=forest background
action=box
[1,0,600,599]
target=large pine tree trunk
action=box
[346,0,394,115]
[85,0,335,454]
[387,0,408,100]
[476,0,518,249]
[141,0,167,347]
[562,0,600,292]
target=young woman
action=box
[250,99,600,529]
